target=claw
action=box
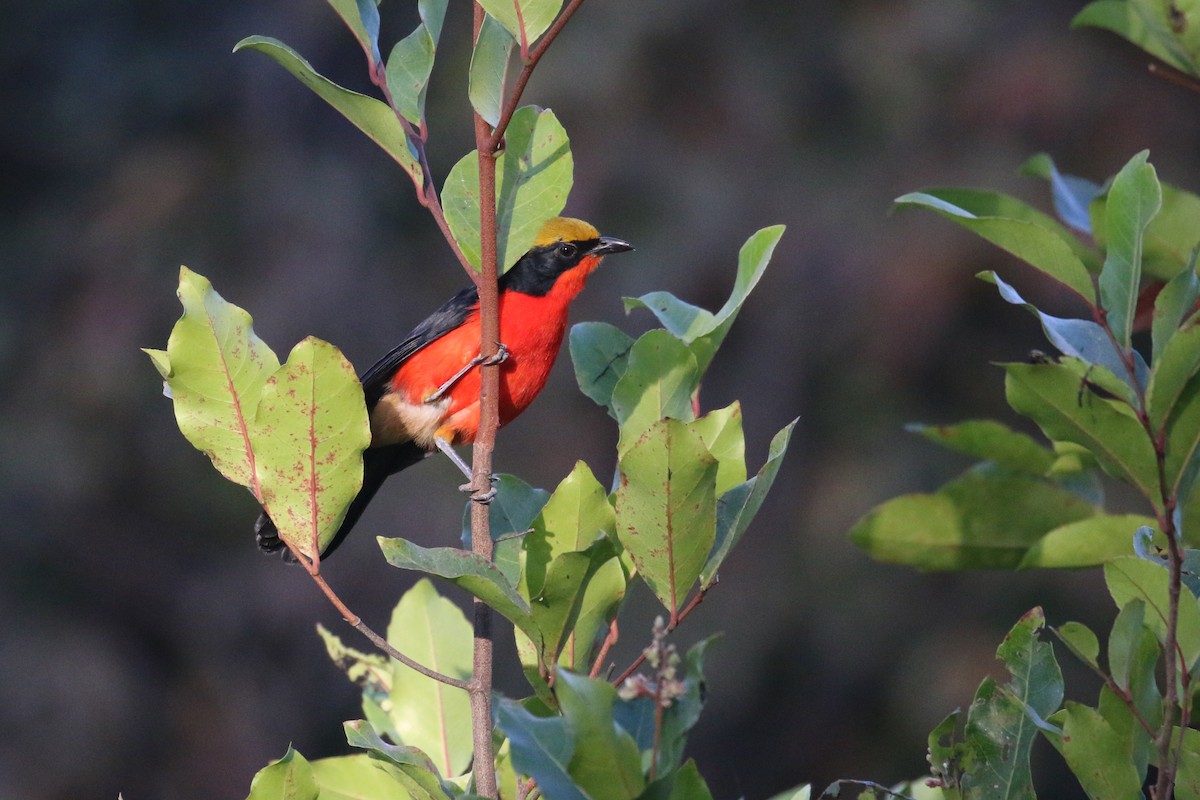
[482,342,509,366]
[471,486,498,504]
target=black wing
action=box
[359,285,480,409]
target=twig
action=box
[294,551,471,691]
[612,584,713,686]
[485,0,588,153]
[589,619,620,678]
[1148,61,1200,95]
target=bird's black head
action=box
[500,217,633,296]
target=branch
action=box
[485,0,588,152]
[468,5,502,796]
[589,619,620,678]
[1148,61,1200,95]
[290,546,472,691]
[612,582,714,686]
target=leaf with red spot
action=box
[614,419,718,619]
[145,267,279,489]
[148,269,370,559]
[251,336,371,559]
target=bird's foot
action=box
[482,342,509,366]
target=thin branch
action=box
[589,619,620,678]
[1148,61,1200,95]
[290,547,472,691]
[485,0,588,153]
[612,583,713,686]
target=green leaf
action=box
[1000,607,1064,718]
[983,271,1143,402]
[460,473,550,546]
[1176,728,1200,800]
[246,747,319,800]
[233,37,422,187]
[1145,182,1200,279]
[850,464,1097,571]
[468,15,514,127]
[1148,315,1200,431]
[690,402,748,496]
[625,226,784,375]
[495,698,584,800]
[1073,1,1200,76]
[907,419,1056,475]
[476,0,564,46]
[309,755,418,800]
[615,419,718,617]
[344,720,455,800]
[419,0,448,43]
[570,321,635,416]
[1099,150,1162,348]
[638,761,715,800]
[1107,599,1146,691]
[556,671,645,800]
[1018,514,1159,569]
[386,25,436,126]
[764,786,812,800]
[560,556,626,672]
[529,547,610,669]
[1005,362,1160,507]
[316,624,393,733]
[386,579,472,778]
[895,191,1096,301]
[442,106,572,272]
[1020,153,1103,234]
[1051,621,1100,669]
[1151,254,1200,361]
[701,419,796,586]
[611,330,700,452]
[623,293,716,342]
[252,336,371,559]
[325,0,381,65]
[1105,556,1200,671]
[377,537,539,646]
[1163,374,1200,505]
[1054,702,1143,800]
[959,608,1061,800]
[152,267,279,488]
[524,461,616,598]
[959,680,1035,800]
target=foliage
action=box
[150,1,795,798]
[850,135,1200,797]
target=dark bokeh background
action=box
[4,1,1200,798]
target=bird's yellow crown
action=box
[534,217,600,247]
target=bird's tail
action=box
[256,442,430,561]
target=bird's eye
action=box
[557,242,578,259]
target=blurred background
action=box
[4,0,1199,797]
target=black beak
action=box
[590,236,634,256]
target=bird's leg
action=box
[424,342,509,405]
[433,437,499,503]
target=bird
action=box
[256,216,633,560]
